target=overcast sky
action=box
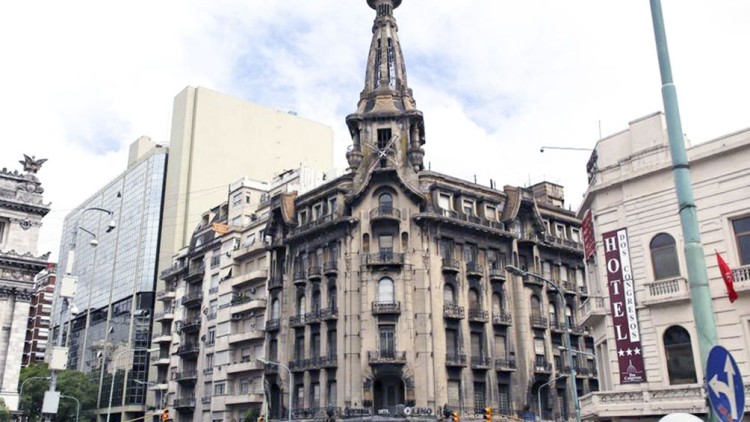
[2,1,749,261]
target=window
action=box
[377,128,392,149]
[498,385,511,415]
[474,382,486,410]
[530,295,541,319]
[571,228,581,243]
[329,197,338,214]
[327,328,337,356]
[484,205,496,221]
[438,193,452,211]
[462,199,475,216]
[271,298,280,319]
[447,380,461,408]
[548,303,558,325]
[313,203,323,220]
[379,325,396,354]
[312,289,321,312]
[295,329,305,360]
[298,210,308,225]
[555,223,567,239]
[471,332,484,358]
[328,286,337,309]
[214,382,225,396]
[495,335,507,358]
[663,325,697,385]
[0,219,6,245]
[379,235,393,257]
[650,233,680,280]
[491,293,504,314]
[733,216,750,265]
[206,327,216,346]
[565,305,574,327]
[443,284,456,304]
[468,289,479,311]
[206,353,214,368]
[297,295,306,316]
[446,328,458,354]
[378,277,395,303]
[327,381,337,406]
[233,193,242,206]
[379,193,393,210]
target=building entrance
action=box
[373,375,405,410]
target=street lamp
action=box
[45,206,116,422]
[134,379,166,416]
[506,265,581,422]
[106,347,159,422]
[537,375,566,421]
[60,394,80,422]
[19,376,50,417]
[257,357,292,421]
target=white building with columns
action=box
[578,112,750,421]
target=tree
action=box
[19,363,98,421]
[0,398,10,422]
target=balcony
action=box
[265,318,280,331]
[156,288,176,301]
[304,310,322,324]
[185,263,205,282]
[494,358,516,371]
[372,301,401,315]
[226,359,263,374]
[732,265,750,293]
[492,312,512,326]
[580,296,608,326]
[228,330,264,344]
[307,266,322,280]
[232,241,267,260]
[323,261,338,275]
[231,297,266,314]
[289,358,309,372]
[579,385,710,420]
[562,281,577,295]
[160,263,187,279]
[153,332,172,344]
[522,273,545,287]
[153,354,171,367]
[468,309,488,323]
[370,206,402,222]
[181,291,203,308]
[293,269,307,286]
[362,251,405,267]
[268,274,284,290]
[320,306,338,320]
[530,315,548,329]
[534,357,552,374]
[443,303,465,320]
[465,262,483,277]
[289,315,306,327]
[173,396,196,410]
[543,235,584,252]
[179,317,202,333]
[176,343,200,358]
[442,258,460,273]
[445,352,467,367]
[225,392,264,406]
[231,269,268,288]
[550,321,568,333]
[470,355,491,369]
[319,354,337,368]
[173,370,198,384]
[642,277,690,306]
[489,267,506,282]
[368,350,407,365]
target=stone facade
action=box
[261,1,592,420]
[578,112,750,420]
[0,155,50,411]
[23,264,56,367]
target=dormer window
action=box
[438,193,452,211]
[484,205,496,221]
[554,223,567,239]
[313,203,323,220]
[462,199,475,216]
[298,210,308,225]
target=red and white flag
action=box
[716,252,739,303]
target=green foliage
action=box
[243,407,260,422]
[19,363,98,421]
[0,398,10,422]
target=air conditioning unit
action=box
[200,335,206,342]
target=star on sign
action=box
[618,349,625,357]
[626,348,633,356]
[634,347,641,355]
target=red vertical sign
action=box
[581,209,596,261]
[602,228,647,384]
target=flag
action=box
[716,252,739,303]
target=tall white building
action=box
[578,112,750,421]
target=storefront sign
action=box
[602,228,647,383]
[581,209,596,261]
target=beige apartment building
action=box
[261,1,593,420]
[152,168,326,422]
[577,112,750,420]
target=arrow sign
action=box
[706,345,745,422]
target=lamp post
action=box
[537,375,566,421]
[106,347,159,422]
[60,394,80,422]
[257,357,292,421]
[506,265,581,422]
[134,379,166,417]
[45,207,115,422]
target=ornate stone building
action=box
[262,1,593,420]
[0,155,50,411]
[23,263,56,367]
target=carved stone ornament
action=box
[19,154,47,174]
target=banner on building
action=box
[212,222,229,234]
[602,228,647,384]
[581,209,596,261]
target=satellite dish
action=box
[658,414,703,422]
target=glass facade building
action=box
[53,141,167,416]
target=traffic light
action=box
[483,407,492,422]
[161,408,169,421]
[452,411,460,422]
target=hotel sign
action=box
[603,228,647,384]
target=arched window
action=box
[379,193,393,210]
[443,284,456,304]
[651,233,680,280]
[492,293,503,314]
[378,277,395,303]
[297,295,306,316]
[468,289,480,311]
[664,326,697,385]
[271,298,280,319]
[530,295,541,318]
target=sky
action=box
[2,1,749,261]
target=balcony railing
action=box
[160,263,187,279]
[442,258,460,272]
[369,206,402,220]
[323,261,338,275]
[186,263,205,280]
[372,301,401,314]
[176,343,200,357]
[443,303,465,319]
[368,350,407,364]
[550,320,568,332]
[732,265,750,293]
[289,314,306,327]
[492,312,512,325]
[319,354,337,368]
[468,309,488,322]
[179,317,202,333]
[534,357,552,373]
[488,267,506,281]
[307,266,322,279]
[304,310,322,324]
[466,262,483,277]
[181,291,203,307]
[173,396,196,409]
[470,356,491,369]
[579,385,710,419]
[265,318,280,331]
[320,306,338,320]
[268,274,284,290]
[293,269,306,285]
[494,358,517,371]
[445,352,467,367]
[290,213,335,236]
[362,251,405,266]
[173,370,198,383]
[643,277,690,305]
[530,315,548,328]
[580,296,608,326]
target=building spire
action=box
[346,0,425,179]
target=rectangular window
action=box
[379,325,396,354]
[311,331,321,358]
[233,193,242,206]
[471,332,483,358]
[327,329,337,356]
[310,383,320,407]
[207,327,216,345]
[298,210,308,225]
[446,329,458,354]
[462,199,475,216]
[473,383,486,410]
[377,128,392,149]
[447,380,461,408]
[571,228,581,243]
[214,382,225,396]
[484,205,496,221]
[438,193,452,211]
[379,235,393,255]
[733,216,750,265]
[498,385,511,415]
[329,197,338,214]
[327,381,337,406]
[206,353,214,368]
[0,219,6,245]
[495,335,507,358]
[555,223,567,239]
[313,203,323,220]
[295,330,305,360]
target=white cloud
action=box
[1,0,748,260]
